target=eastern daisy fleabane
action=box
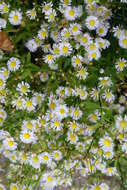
[85,16,99,30]
[9,10,22,26]
[0,2,9,14]
[7,57,21,72]
[2,137,17,151]
[20,130,37,144]
[64,6,78,21]
[16,81,30,95]
[115,58,127,72]
[102,89,115,103]
[39,152,52,165]
[59,42,72,56]
[29,154,41,169]
[25,38,39,52]
[26,8,37,20]
[76,67,88,80]
[115,115,127,132]
[99,136,114,152]
[24,98,36,112]
[71,55,83,68]
[98,77,112,88]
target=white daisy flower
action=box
[24,98,36,112]
[54,104,68,120]
[102,89,115,103]
[12,97,25,110]
[40,72,49,82]
[38,28,48,40]
[39,152,52,164]
[9,10,22,26]
[26,8,37,20]
[64,6,77,21]
[16,81,30,95]
[70,23,81,36]
[90,88,99,101]
[99,136,114,152]
[115,58,127,72]
[67,131,78,144]
[76,67,88,80]
[7,57,21,72]
[105,167,117,176]
[71,55,83,68]
[45,9,56,22]
[29,154,41,169]
[52,150,62,161]
[76,86,88,100]
[42,2,53,13]
[80,33,91,47]
[59,42,72,56]
[61,28,71,40]
[88,110,101,123]
[26,39,38,52]
[70,107,82,120]
[44,54,56,65]
[0,2,9,14]
[87,49,101,61]
[103,150,114,160]
[115,115,127,132]
[41,172,57,190]
[85,16,99,30]
[98,77,112,88]
[2,137,17,151]
[20,130,37,144]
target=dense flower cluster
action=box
[0,0,127,190]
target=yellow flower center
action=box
[98,28,104,34]
[75,57,81,65]
[26,101,32,107]
[33,156,39,163]
[13,15,19,22]
[43,155,49,161]
[68,9,75,17]
[21,85,27,93]
[54,121,60,127]
[3,5,8,12]
[122,39,127,46]
[81,36,88,44]
[104,139,111,147]
[62,46,68,53]
[72,123,77,130]
[0,79,4,86]
[70,133,76,141]
[119,61,125,68]
[94,186,101,190]
[41,31,46,38]
[72,25,78,32]
[47,176,53,182]
[120,120,127,129]
[105,151,111,157]
[26,122,33,129]
[11,185,17,190]
[24,133,30,139]
[54,152,59,158]
[89,19,95,26]
[10,61,16,68]
[8,140,14,147]
[91,52,97,58]
[59,108,65,114]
